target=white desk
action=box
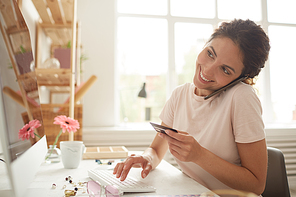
[1,158,212,197]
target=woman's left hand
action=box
[158,130,202,163]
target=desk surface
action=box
[1,158,212,197]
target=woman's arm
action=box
[160,130,267,195]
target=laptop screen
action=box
[0,0,44,163]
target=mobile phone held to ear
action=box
[204,76,247,100]
[150,122,178,134]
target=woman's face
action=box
[193,37,244,97]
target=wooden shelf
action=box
[0,0,31,53]
[32,0,80,87]
[32,0,80,142]
[32,0,76,46]
[18,68,74,88]
[35,68,72,86]
[32,0,74,24]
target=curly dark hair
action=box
[207,19,270,85]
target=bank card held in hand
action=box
[150,122,178,134]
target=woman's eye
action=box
[222,67,230,75]
[207,50,214,58]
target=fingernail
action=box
[143,173,146,178]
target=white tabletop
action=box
[1,158,212,197]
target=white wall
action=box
[77,0,116,127]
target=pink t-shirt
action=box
[159,82,265,191]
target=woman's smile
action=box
[199,68,214,83]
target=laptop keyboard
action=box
[88,168,156,193]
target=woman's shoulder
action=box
[175,82,193,89]
[169,83,194,101]
[172,83,194,94]
[223,82,261,106]
[227,82,257,97]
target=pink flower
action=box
[18,119,41,141]
[45,116,79,161]
[53,115,80,133]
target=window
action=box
[268,26,296,123]
[117,0,167,15]
[267,0,296,24]
[170,0,215,18]
[174,23,213,85]
[116,0,296,126]
[117,17,168,122]
[217,0,262,21]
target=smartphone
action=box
[150,122,178,134]
[204,76,247,100]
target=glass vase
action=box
[45,145,61,163]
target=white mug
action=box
[60,141,85,169]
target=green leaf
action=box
[67,41,71,48]
[20,45,26,53]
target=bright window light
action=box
[117,0,167,15]
[174,23,213,85]
[269,25,296,122]
[170,0,215,18]
[117,17,168,76]
[218,0,262,21]
[268,0,296,24]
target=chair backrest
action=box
[262,147,290,197]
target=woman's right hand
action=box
[113,154,153,181]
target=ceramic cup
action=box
[60,141,85,169]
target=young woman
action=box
[113,19,270,195]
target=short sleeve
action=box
[159,88,177,127]
[232,84,265,143]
